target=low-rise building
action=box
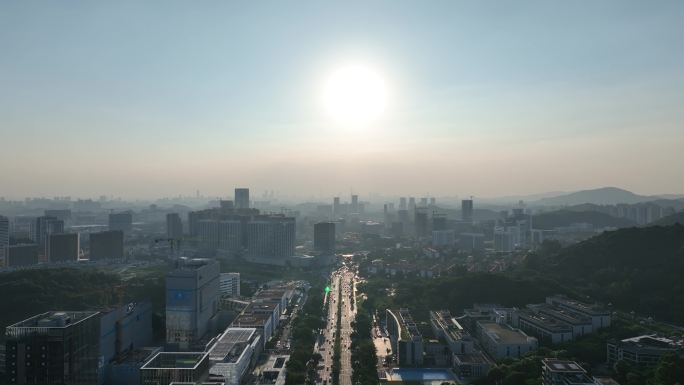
[105,347,162,385]
[607,335,684,367]
[386,308,424,366]
[207,328,261,385]
[546,296,611,330]
[219,273,240,298]
[512,309,574,344]
[231,313,273,347]
[476,321,538,360]
[542,358,596,385]
[140,352,210,385]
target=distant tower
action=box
[0,216,9,266]
[351,195,359,213]
[235,188,250,209]
[462,199,474,222]
[399,197,407,210]
[333,197,341,217]
[166,213,183,239]
[314,222,336,255]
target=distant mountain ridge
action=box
[531,210,636,230]
[533,187,656,206]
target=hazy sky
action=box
[2,1,683,199]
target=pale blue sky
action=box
[1,1,683,199]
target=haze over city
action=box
[3,3,684,385]
[2,1,684,199]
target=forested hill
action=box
[533,224,684,323]
[650,211,684,226]
[531,210,636,229]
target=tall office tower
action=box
[166,213,183,239]
[314,222,336,255]
[408,197,416,213]
[218,220,242,252]
[108,212,133,234]
[414,209,429,238]
[462,199,474,222]
[33,216,65,256]
[351,194,359,213]
[89,230,124,260]
[5,311,101,385]
[166,258,220,350]
[48,233,79,262]
[247,215,296,261]
[235,188,250,209]
[429,197,436,206]
[219,272,241,297]
[399,197,407,210]
[419,197,428,207]
[333,197,341,216]
[0,215,8,266]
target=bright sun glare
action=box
[322,64,387,127]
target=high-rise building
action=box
[314,222,336,255]
[332,197,341,217]
[33,216,65,256]
[44,209,71,222]
[218,220,242,252]
[408,197,416,213]
[419,197,428,207]
[429,197,436,206]
[0,215,8,266]
[246,215,295,261]
[399,197,407,210]
[166,258,220,350]
[219,199,234,210]
[166,213,183,240]
[197,220,220,249]
[48,232,79,262]
[414,209,429,238]
[5,311,101,385]
[351,195,359,213]
[7,244,39,267]
[109,212,133,234]
[462,199,474,222]
[235,188,250,209]
[219,272,241,297]
[89,230,124,260]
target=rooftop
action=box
[208,328,256,363]
[232,313,272,327]
[141,352,207,370]
[547,295,609,316]
[537,305,592,325]
[479,321,535,345]
[518,310,574,333]
[620,334,684,349]
[7,311,99,329]
[430,310,469,342]
[542,358,586,373]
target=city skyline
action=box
[2,1,684,198]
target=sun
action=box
[322,64,388,127]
